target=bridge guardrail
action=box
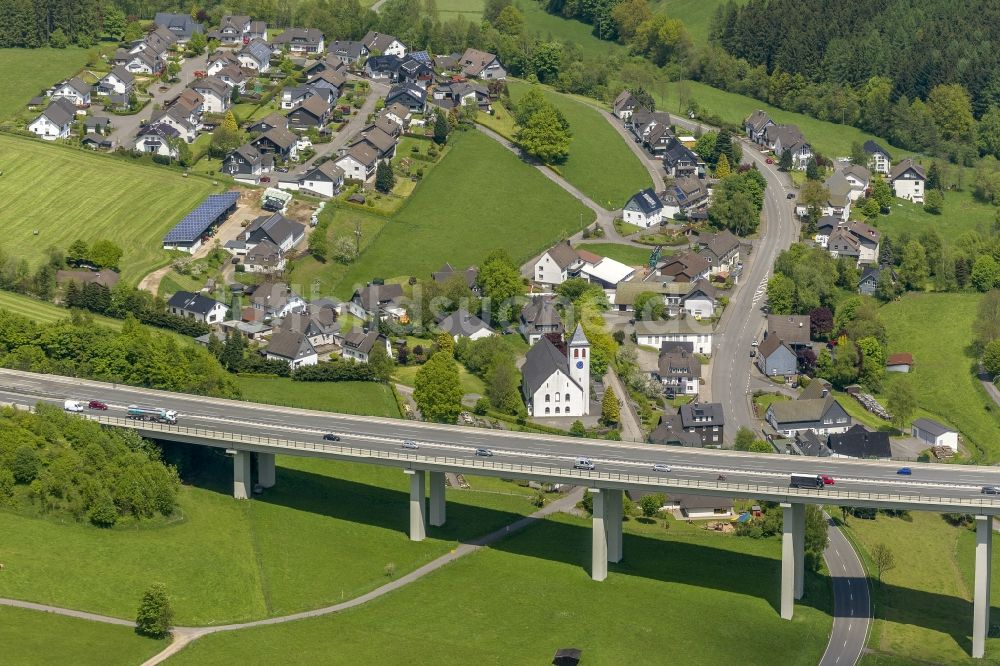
[89,415,1000,511]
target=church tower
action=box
[568,323,590,414]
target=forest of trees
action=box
[0,403,180,527]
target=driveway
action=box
[102,53,209,147]
[603,368,644,442]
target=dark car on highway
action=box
[88,400,108,410]
[322,433,341,441]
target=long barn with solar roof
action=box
[162,191,239,253]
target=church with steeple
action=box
[521,324,591,418]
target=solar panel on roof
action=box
[163,191,239,244]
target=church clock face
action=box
[576,361,584,369]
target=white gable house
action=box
[623,188,664,228]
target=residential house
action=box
[820,170,853,219]
[533,241,581,285]
[652,252,711,283]
[744,110,775,145]
[755,335,797,377]
[82,133,113,150]
[96,66,134,97]
[628,107,671,142]
[889,158,926,203]
[827,425,891,459]
[221,143,271,183]
[298,161,345,198]
[575,250,635,289]
[656,344,701,396]
[649,411,703,447]
[696,230,741,278]
[123,48,163,75]
[247,112,287,134]
[166,291,228,324]
[149,104,199,143]
[250,126,298,161]
[437,308,495,341]
[144,25,177,54]
[327,40,368,66]
[27,98,75,140]
[51,77,91,108]
[189,77,230,114]
[280,304,340,348]
[154,12,204,43]
[385,82,426,113]
[396,56,434,87]
[522,326,590,418]
[886,352,913,373]
[264,329,318,368]
[613,281,690,316]
[271,28,325,55]
[864,140,892,176]
[634,320,713,355]
[362,31,407,58]
[660,175,710,218]
[243,238,285,273]
[342,328,392,363]
[368,115,402,140]
[431,81,491,112]
[364,54,402,80]
[249,281,305,318]
[661,493,733,519]
[841,163,870,201]
[307,70,347,101]
[623,188,664,228]
[911,418,959,450]
[519,297,564,345]
[644,124,673,155]
[858,265,894,296]
[432,263,479,292]
[210,15,251,43]
[335,143,378,181]
[678,402,725,446]
[215,65,246,92]
[133,123,180,158]
[352,127,397,160]
[765,381,851,437]
[612,90,639,120]
[348,283,406,321]
[242,212,305,251]
[765,124,812,170]
[281,85,314,110]
[207,49,241,75]
[793,430,831,457]
[287,95,330,128]
[249,21,268,41]
[662,137,704,179]
[238,39,272,73]
[681,280,717,318]
[819,220,880,266]
[459,48,505,79]
[827,226,861,264]
[382,102,411,128]
[813,216,842,248]
[764,314,811,348]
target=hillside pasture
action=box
[0,47,89,119]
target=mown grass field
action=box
[842,511,1000,663]
[877,190,997,250]
[0,135,220,283]
[0,605,163,665]
[0,290,121,328]
[520,1,626,58]
[0,457,538,624]
[236,375,401,418]
[0,47,89,119]
[880,292,1000,462]
[573,242,656,266]
[507,79,653,208]
[651,0,737,45]
[331,130,594,297]
[169,512,832,664]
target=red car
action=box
[765,157,774,164]
[820,475,835,485]
[88,400,108,410]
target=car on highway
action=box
[749,349,756,357]
[982,485,1000,495]
[896,467,912,475]
[63,399,85,412]
[786,192,795,199]
[751,339,759,347]
[402,440,419,449]
[820,475,835,485]
[88,400,108,410]
[652,464,671,473]
[766,157,774,164]
[475,448,493,457]
[574,457,596,470]
[322,433,341,441]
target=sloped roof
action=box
[827,425,890,458]
[649,412,702,446]
[679,402,724,426]
[291,94,330,118]
[166,290,224,315]
[437,308,493,338]
[302,161,345,183]
[889,158,926,181]
[886,352,913,366]
[627,188,662,215]
[658,347,701,379]
[757,334,792,360]
[273,27,324,45]
[38,97,76,126]
[244,212,304,248]
[460,48,498,76]
[766,315,810,345]
[339,142,378,167]
[911,418,955,437]
[362,31,402,53]
[522,335,577,396]
[863,140,891,159]
[520,298,562,329]
[543,241,580,270]
[745,109,773,133]
[266,329,315,360]
[768,394,837,424]
[352,283,404,312]
[343,328,383,354]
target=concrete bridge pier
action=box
[973,515,994,658]
[232,450,252,500]
[257,453,276,489]
[405,470,427,541]
[780,502,805,620]
[590,488,624,581]
[429,471,446,527]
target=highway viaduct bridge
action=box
[3,369,1000,658]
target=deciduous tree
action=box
[136,583,173,638]
[888,376,916,432]
[871,543,896,583]
[601,386,620,425]
[414,351,463,423]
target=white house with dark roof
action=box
[242,212,305,252]
[96,66,134,97]
[166,291,228,324]
[222,143,271,184]
[459,48,505,79]
[238,39,272,73]
[271,28,325,55]
[348,283,406,321]
[207,49,241,75]
[623,188,664,228]
[662,137,704,179]
[681,280,717,318]
[656,344,701,395]
[335,143,379,182]
[124,49,161,75]
[153,12,203,43]
[327,40,368,65]
[385,82,426,113]
[249,281,305,318]
[362,31,407,57]
[744,110,775,145]
[840,163,870,201]
[522,325,590,418]
[133,123,180,158]
[342,328,392,363]
[299,161,345,198]
[189,77,231,113]
[534,241,581,285]
[765,124,812,169]
[28,98,75,140]
[51,77,91,107]
[264,329,318,368]
[244,238,285,273]
[210,14,251,43]
[437,308,495,341]
[519,297,564,345]
[890,158,926,203]
[863,140,892,175]
[613,90,638,120]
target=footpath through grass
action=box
[332,130,594,297]
[0,135,219,283]
[842,511,1000,663]
[0,456,538,624]
[169,513,832,664]
[236,375,401,418]
[0,47,89,119]
[880,293,1000,462]
[0,605,162,665]
[507,79,653,209]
